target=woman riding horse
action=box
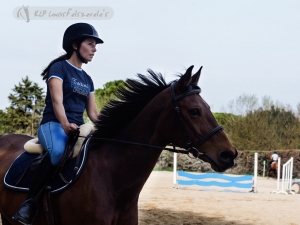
[12,22,102,225]
[268,150,280,178]
[0,40,237,224]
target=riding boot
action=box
[13,153,57,225]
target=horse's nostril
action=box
[234,149,238,159]
[219,150,235,163]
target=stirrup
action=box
[12,198,38,225]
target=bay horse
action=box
[268,159,281,179]
[0,65,237,225]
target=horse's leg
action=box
[116,204,138,225]
[1,214,12,225]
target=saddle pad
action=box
[4,138,89,194]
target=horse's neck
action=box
[89,99,168,195]
[122,91,171,149]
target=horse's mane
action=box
[93,70,171,138]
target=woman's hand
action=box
[62,122,80,136]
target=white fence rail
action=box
[272,157,294,195]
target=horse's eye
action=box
[189,108,200,116]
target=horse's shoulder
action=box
[0,134,33,147]
[1,133,32,139]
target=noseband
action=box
[88,82,223,158]
[170,82,223,158]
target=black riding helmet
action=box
[63,23,104,63]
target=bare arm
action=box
[86,93,99,124]
[48,78,79,135]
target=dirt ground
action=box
[1,171,299,225]
[138,171,300,225]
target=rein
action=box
[81,136,191,154]
[83,82,223,158]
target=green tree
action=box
[95,80,125,109]
[5,76,45,135]
[213,112,237,126]
[222,95,300,150]
[83,80,125,123]
[0,110,8,134]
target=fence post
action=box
[263,160,266,177]
[253,153,258,193]
[277,157,281,191]
[173,152,177,188]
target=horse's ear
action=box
[176,65,194,91]
[191,66,202,85]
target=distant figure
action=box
[269,150,279,167]
[268,150,280,178]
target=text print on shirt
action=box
[71,78,90,96]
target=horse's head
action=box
[161,65,237,172]
[95,65,237,171]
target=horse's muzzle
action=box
[219,149,238,165]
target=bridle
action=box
[87,82,223,158]
[169,82,223,158]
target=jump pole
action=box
[277,157,281,191]
[173,152,258,192]
[271,157,281,193]
[262,159,266,177]
[253,153,258,193]
[173,152,177,188]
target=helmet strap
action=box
[75,39,88,64]
[75,48,88,64]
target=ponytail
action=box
[41,50,73,81]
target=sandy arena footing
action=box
[1,171,299,225]
[138,171,300,225]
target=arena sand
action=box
[1,171,299,225]
[138,171,300,225]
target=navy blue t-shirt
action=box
[41,60,94,126]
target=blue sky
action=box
[1,0,300,112]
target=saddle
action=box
[4,123,94,194]
[24,123,95,158]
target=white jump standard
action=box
[272,157,295,195]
